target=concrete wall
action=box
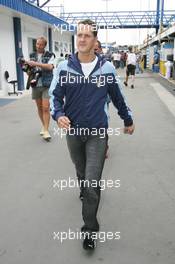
[0,6,73,96]
[0,12,17,96]
[52,30,72,58]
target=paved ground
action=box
[0,70,175,264]
[0,98,17,107]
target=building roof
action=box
[0,0,68,26]
[140,24,175,49]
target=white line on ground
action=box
[151,82,175,118]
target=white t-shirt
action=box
[80,56,98,78]
[127,53,136,65]
[112,53,121,61]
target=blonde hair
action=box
[37,37,47,46]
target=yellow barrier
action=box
[160,61,166,76]
[141,60,144,71]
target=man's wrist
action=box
[124,118,133,127]
[55,112,65,122]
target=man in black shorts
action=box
[124,46,136,89]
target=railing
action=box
[60,10,175,29]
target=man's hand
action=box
[57,116,71,129]
[25,60,53,70]
[124,124,135,135]
[25,61,38,67]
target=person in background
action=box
[54,53,65,70]
[26,37,55,140]
[120,51,125,69]
[123,52,127,67]
[112,51,121,69]
[94,40,103,54]
[124,46,136,89]
[152,51,160,72]
[135,52,143,74]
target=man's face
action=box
[94,42,102,54]
[76,24,97,54]
[36,39,46,53]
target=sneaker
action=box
[124,81,128,86]
[39,128,44,136]
[131,85,134,89]
[43,131,51,141]
[83,233,97,250]
[79,190,83,201]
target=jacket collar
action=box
[67,52,106,76]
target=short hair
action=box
[97,40,102,49]
[77,19,98,37]
[128,46,132,52]
[37,37,47,46]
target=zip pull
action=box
[97,61,102,88]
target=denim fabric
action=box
[66,133,108,232]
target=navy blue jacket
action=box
[49,53,133,128]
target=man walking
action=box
[124,46,137,89]
[49,20,135,250]
[26,37,55,140]
[112,51,121,69]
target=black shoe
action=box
[83,233,96,250]
[79,191,83,201]
[124,81,128,86]
[131,85,134,89]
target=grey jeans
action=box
[66,132,108,232]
